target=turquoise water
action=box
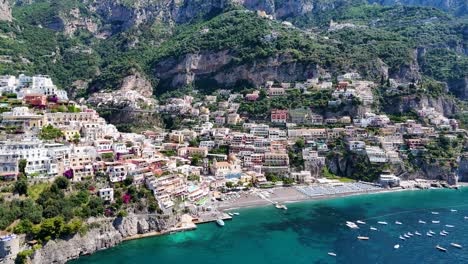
[71,188,468,264]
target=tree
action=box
[19,159,27,175]
[39,125,63,140]
[295,139,305,149]
[14,219,33,234]
[225,182,234,188]
[14,176,28,196]
[54,176,70,190]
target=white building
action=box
[98,188,114,202]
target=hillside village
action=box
[0,73,466,262]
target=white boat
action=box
[400,235,406,240]
[407,232,414,237]
[356,220,366,225]
[346,221,359,229]
[395,221,402,225]
[357,236,369,240]
[427,233,433,237]
[233,212,240,216]
[216,219,225,227]
[464,216,468,220]
[450,209,457,212]
[429,230,436,235]
[432,220,440,224]
[394,244,400,249]
[436,245,447,252]
[415,231,422,236]
[404,234,410,238]
[370,227,378,231]
[228,213,234,216]
[445,225,454,228]
[418,220,426,224]
[441,230,449,234]
[431,212,439,215]
[377,221,388,225]
[450,243,462,249]
[328,252,337,257]
[440,232,447,236]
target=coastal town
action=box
[0,73,466,262]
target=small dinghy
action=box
[394,244,400,249]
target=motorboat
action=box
[377,221,388,225]
[395,221,403,225]
[445,225,454,228]
[228,213,234,216]
[400,235,406,240]
[436,245,447,252]
[432,220,440,224]
[233,212,240,216]
[431,212,440,215]
[407,232,414,237]
[440,232,447,236]
[418,220,426,224]
[356,220,366,225]
[216,219,225,227]
[370,227,378,231]
[404,234,410,238]
[357,236,369,240]
[426,232,433,237]
[450,209,457,212]
[415,231,422,236]
[429,230,436,235]
[394,244,400,249]
[450,243,462,249]
[346,221,359,229]
[328,252,337,257]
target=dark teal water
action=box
[71,188,468,264]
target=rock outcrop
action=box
[31,214,177,264]
[0,0,12,22]
[382,94,460,117]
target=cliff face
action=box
[154,51,320,92]
[382,94,460,117]
[31,214,176,264]
[0,0,12,22]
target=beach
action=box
[216,185,401,211]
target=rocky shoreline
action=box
[30,214,178,264]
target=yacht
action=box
[429,230,436,235]
[216,219,225,227]
[436,245,447,252]
[445,224,454,228]
[407,232,414,237]
[356,220,366,225]
[440,232,447,236]
[370,227,378,231]
[394,244,400,249]
[418,220,426,224]
[441,230,449,234]
[346,221,359,229]
[432,220,440,224]
[426,232,433,237]
[395,221,403,225]
[228,213,234,216]
[450,243,462,249]
[328,252,337,257]
[377,221,388,225]
[357,236,369,240]
[233,212,240,216]
[404,234,410,238]
[399,235,406,240]
[415,231,422,236]
[431,212,439,215]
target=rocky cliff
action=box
[31,214,177,264]
[382,93,460,117]
[0,0,12,21]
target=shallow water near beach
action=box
[71,188,468,264]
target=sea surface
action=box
[71,188,468,264]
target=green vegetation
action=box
[39,125,64,140]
